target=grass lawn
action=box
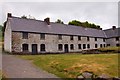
[19,53,119,78]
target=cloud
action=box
[1,2,118,29]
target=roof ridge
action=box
[12,16,44,22]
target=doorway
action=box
[32,44,38,54]
[64,44,69,53]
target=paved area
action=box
[2,53,59,78]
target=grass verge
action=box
[19,53,119,78]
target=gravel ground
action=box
[2,53,59,78]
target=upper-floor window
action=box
[58,44,63,51]
[22,32,28,39]
[58,35,62,40]
[78,44,81,49]
[87,37,90,41]
[40,33,45,40]
[70,36,74,40]
[103,38,106,42]
[95,37,97,41]
[78,36,81,40]
[116,37,119,41]
[70,44,74,50]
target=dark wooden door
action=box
[32,44,38,54]
[64,44,69,53]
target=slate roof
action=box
[104,28,120,38]
[8,17,109,38]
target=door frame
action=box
[32,44,38,54]
[64,44,69,53]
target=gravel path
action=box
[2,53,59,78]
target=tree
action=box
[0,25,3,31]
[55,19,64,24]
[21,15,36,19]
[68,20,82,26]
[68,20,101,29]
[21,15,27,19]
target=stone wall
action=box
[106,37,120,46]
[12,32,106,53]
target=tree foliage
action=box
[55,19,64,24]
[21,15,36,19]
[68,20,101,29]
[21,15,27,19]
[0,25,3,31]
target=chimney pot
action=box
[7,13,12,17]
[112,26,116,30]
[44,17,50,25]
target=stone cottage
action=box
[4,13,120,54]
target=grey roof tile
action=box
[9,17,106,38]
[104,28,120,38]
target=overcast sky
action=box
[1,1,119,30]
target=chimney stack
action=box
[7,13,12,18]
[112,26,116,30]
[44,17,50,25]
[100,28,102,30]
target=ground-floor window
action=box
[116,44,120,47]
[104,44,106,47]
[22,44,28,52]
[107,44,110,46]
[87,44,90,49]
[95,44,97,48]
[100,44,102,48]
[70,44,74,50]
[58,44,63,51]
[83,44,86,49]
[40,44,45,51]
[78,44,81,49]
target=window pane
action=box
[95,44,97,48]
[100,44,102,48]
[78,44,81,49]
[70,44,74,50]
[87,37,90,41]
[58,44,63,50]
[103,38,105,42]
[116,44,120,47]
[40,44,45,51]
[107,44,110,46]
[83,44,86,49]
[22,32,28,39]
[116,37,119,41]
[70,36,74,40]
[22,44,28,52]
[87,44,90,48]
[58,35,62,40]
[78,36,81,40]
[40,34,45,40]
[95,37,97,41]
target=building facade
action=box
[4,13,120,54]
